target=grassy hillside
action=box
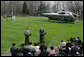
[1,16,83,54]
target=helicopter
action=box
[42,10,79,23]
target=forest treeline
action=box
[1,1,83,20]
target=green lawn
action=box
[1,16,83,54]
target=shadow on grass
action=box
[35,19,74,24]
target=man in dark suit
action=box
[20,44,27,56]
[39,42,47,52]
[70,42,79,56]
[39,45,49,56]
[39,27,46,43]
[77,37,82,46]
[10,43,18,56]
[66,39,72,54]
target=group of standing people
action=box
[24,27,47,45]
[3,14,15,21]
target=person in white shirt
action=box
[13,16,15,21]
[49,46,56,56]
[27,42,34,52]
[59,40,66,51]
[12,16,15,21]
[34,43,40,56]
[34,43,40,51]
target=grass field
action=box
[1,16,83,54]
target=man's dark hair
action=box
[12,43,16,46]
[77,37,80,39]
[22,43,25,47]
[73,37,76,39]
[67,39,69,41]
[70,37,73,41]
[61,40,63,42]
[50,46,54,50]
[34,43,37,46]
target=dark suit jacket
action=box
[10,46,18,56]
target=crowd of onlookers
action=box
[10,37,83,56]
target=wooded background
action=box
[1,1,83,20]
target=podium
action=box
[25,34,31,45]
[40,33,47,43]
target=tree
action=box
[66,1,83,21]
[1,1,8,15]
[38,1,50,16]
[26,1,40,16]
[22,1,29,16]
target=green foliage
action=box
[1,16,83,54]
[22,1,29,16]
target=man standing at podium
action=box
[40,27,46,43]
[25,28,31,45]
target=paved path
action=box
[75,21,83,22]
[1,53,11,56]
